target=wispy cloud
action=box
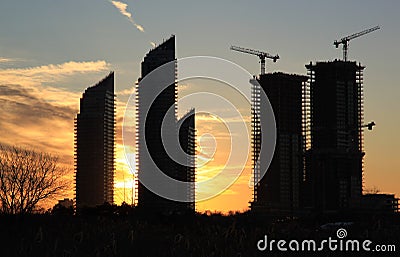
[0,60,114,205]
[110,0,145,32]
[116,88,134,97]
[0,59,139,206]
[0,57,15,63]
[0,60,109,87]
[0,84,76,162]
[0,60,110,159]
[0,57,25,65]
[0,60,109,76]
[0,83,79,208]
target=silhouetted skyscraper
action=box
[75,72,115,208]
[251,73,307,214]
[303,60,365,212]
[136,35,195,212]
[177,109,196,211]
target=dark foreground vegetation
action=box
[0,205,399,257]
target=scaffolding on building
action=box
[304,61,365,210]
[250,77,261,204]
[302,67,312,182]
[134,83,140,206]
[356,64,365,190]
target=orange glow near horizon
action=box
[0,62,398,213]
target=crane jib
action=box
[230,45,279,75]
[334,25,380,61]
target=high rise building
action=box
[251,73,307,214]
[177,109,196,211]
[75,72,115,208]
[303,60,365,212]
[136,35,195,212]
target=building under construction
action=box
[75,72,116,208]
[251,72,307,215]
[177,109,196,211]
[302,60,365,212]
[136,35,195,213]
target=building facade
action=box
[136,35,195,213]
[177,109,196,211]
[251,72,307,214]
[75,72,115,208]
[361,194,399,213]
[303,60,365,212]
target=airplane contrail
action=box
[110,0,144,32]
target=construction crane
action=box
[334,25,380,62]
[230,45,279,75]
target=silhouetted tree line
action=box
[0,144,398,256]
[0,207,399,257]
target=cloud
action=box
[0,57,26,67]
[0,60,108,76]
[0,57,16,63]
[116,88,134,97]
[0,60,114,205]
[0,60,110,111]
[135,24,144,32]
[0,60,109,88]
[0,83,77,208]
[0,84,76,165]
[110,0,145,32]
[110,1,131,18]
[0,60,110,131]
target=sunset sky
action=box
[0,0,399,212]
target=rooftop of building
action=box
[363,193,398,199]
[306,59,365,69]
[258,72,308,82]
[85,71,114,93]
[145,35,175,56]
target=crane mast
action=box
[334,25,380,61]
[230,45,279,75]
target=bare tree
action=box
[0,144,69,214]
[364,186,381,195]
